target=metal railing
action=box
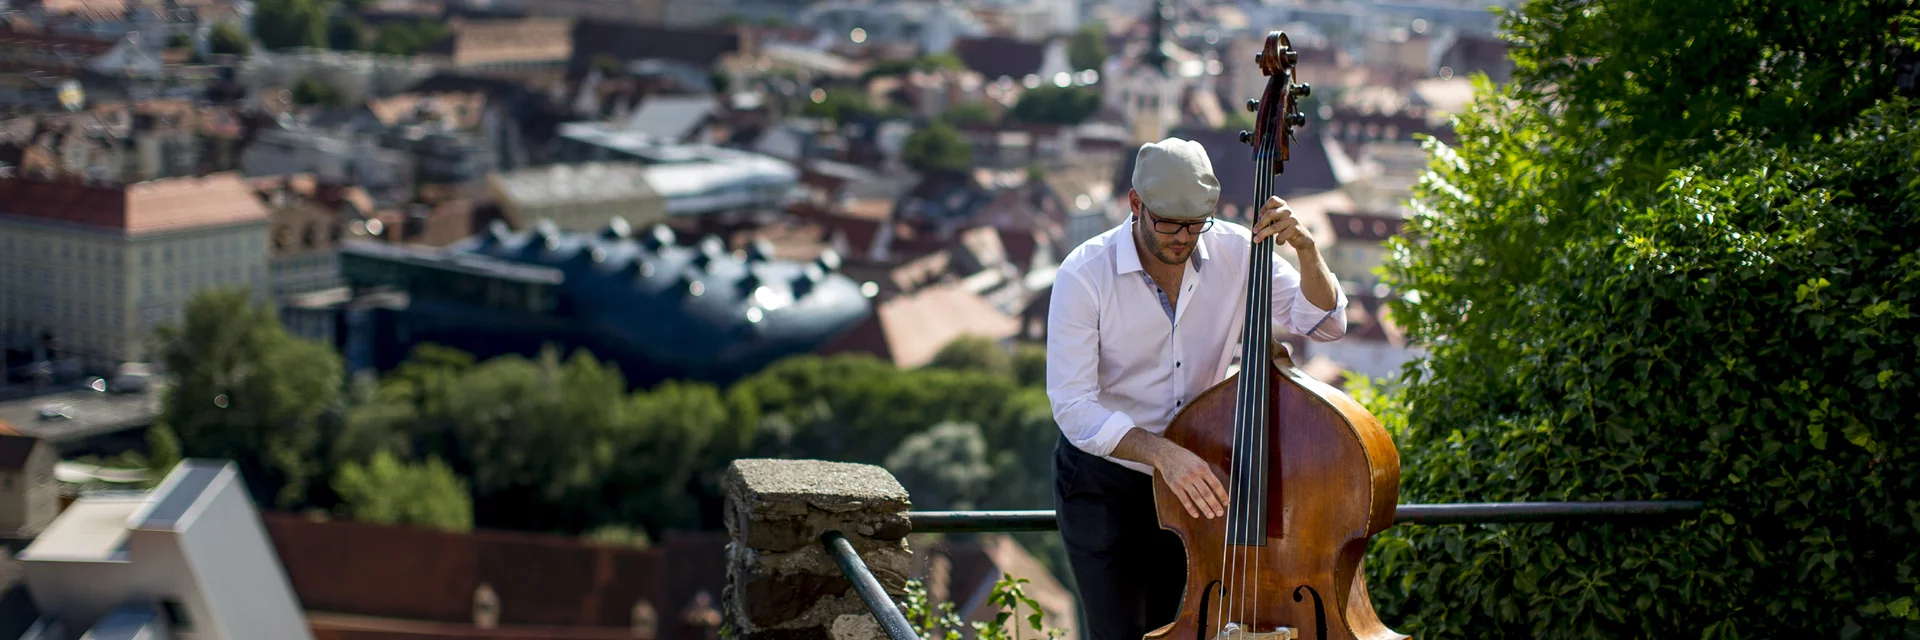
[822,500,1705,640]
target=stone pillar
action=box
[723,459,914,640]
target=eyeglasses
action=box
[1145,211,1214,235]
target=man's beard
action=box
[1139,225,1192,266]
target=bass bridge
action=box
[1217,623,1299,640]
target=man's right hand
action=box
[1111,428,1229,519]
[1155,445,1229,519]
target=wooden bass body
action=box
[1146,352,1406,640]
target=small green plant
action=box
[901,575,1064,640]
[901,579,964,640]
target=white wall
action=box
[172,470,313,640]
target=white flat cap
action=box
[1131,137,1220,220]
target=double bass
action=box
[1146,32,1407,640]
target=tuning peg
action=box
[1292,83,1311,98]
[1245,99,1259,112]
[1285,50,1299,65]
[1238,130,1253,144]
[1287,112,1307,127]
[1253,52,1262,64]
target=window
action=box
[143,249,153,266]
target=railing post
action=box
[724,459,914,640]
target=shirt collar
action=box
[1114,217,1209,275]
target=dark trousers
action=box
[1053,436,1187,640]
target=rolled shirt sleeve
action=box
[1045,272,1138,457]
[1272,250,1349,341]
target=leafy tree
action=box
[1067,24,1108,71]
[155,290,343,507]
[428,349,624,531]
[736,353,1031,465]
[919,52,963,72]
[208,21,252,55]
[252,0,328,50]
[1367,1,1920,637]
[326,15,365,51]
[333,451,473,532]
[942,101,995,127]
[803,87,895,125]
[1008,86,1099,125]
[332,376,423,467]
[865,58,920,80]
[866,53,965,80]
[598,380,748,532]
[166,32,192,49]
[145,424,181,486]
[368,20,447,56]
[292,76,346,106]
[902,121,972,173]
[928,335,1011,375]
[584,524,652,548]
[1011,343,1047,388]
[885,422,994,510]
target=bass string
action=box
[1237,141,1280,631]
[1221,191,1251,632]
[1251,141,1274,629]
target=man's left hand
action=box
[1251,196,1312,250]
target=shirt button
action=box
[1176,361,1181,368]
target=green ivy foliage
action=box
[1367,0,1920,636]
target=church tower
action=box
[1126,0,1180,143]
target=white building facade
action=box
[0,174,272,368]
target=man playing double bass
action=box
[1045,137,1349,640]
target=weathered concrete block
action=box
[724,459,916,640]
[726,459,912,552]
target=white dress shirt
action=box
[1045,218,1349,474]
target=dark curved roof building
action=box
[335,217,874,386]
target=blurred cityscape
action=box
[0,0,1512,636]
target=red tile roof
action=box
[0,27,117,55]
[0,173,269,235]
[870,281,1021,368]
